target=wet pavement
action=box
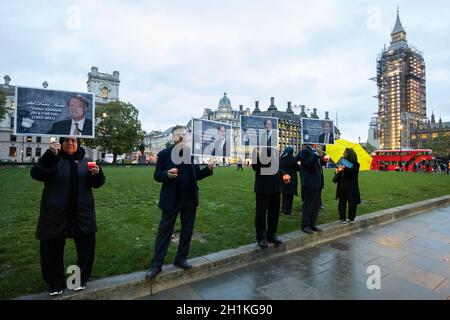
[139,206,450,300]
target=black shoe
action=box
[267,236,283,246]
[73,282,87,292]
[310,226,323,232]
[48,289,64,296]
[257,240,269,249]
[174,260,193,270]
[302,226,314,234]
[145,267,162,280]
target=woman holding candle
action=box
[30,137,105,296]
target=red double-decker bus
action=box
[370,149,434,172]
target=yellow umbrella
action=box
[325,140,373,171]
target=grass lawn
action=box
[0,165,449,299]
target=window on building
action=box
[36,136,41,143]
[432,133,438,139]
[35,148,41,157]
[10,117,14,129]
[27,136,32,142]
[10,135,16,142]
[101,87,109,99]
[411,135,416,140]
[26,147,32,157]
[421,134,428,139]
[9,147,17,157]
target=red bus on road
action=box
[370,149,434,172]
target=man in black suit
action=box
[146,126,215,280]
[47,94,93,136]
[212,124,228,161]
[259,119,275,147]
[296,144,326,234]
[252,147,288,248]
[318,121,334,145]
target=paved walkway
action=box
[139,206,450,300]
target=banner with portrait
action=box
[14,86,95,138]
[301,118,335,145]
[191,118,232,159]
[240,115,278,148]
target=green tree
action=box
[424,132,450,159]
[85,101,144,163]
[0,93,7,120]
[165,141,174,149]
[362,142,377,155]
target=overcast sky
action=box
[1,0,449,142]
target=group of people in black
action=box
[30,125,361,295]
[146,127,362,278]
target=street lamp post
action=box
[21,136,24,164]
[399,125,403,171]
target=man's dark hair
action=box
[67,94,90,109]
[264,119,272,126]
[172,125,187,133]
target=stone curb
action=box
[17,195,450,300]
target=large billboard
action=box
[14,86,95,138]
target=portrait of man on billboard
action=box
[318,120,334,144]
[47,94,93,136]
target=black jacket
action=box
[318,132,334,144]
[252,148,286,194]
[332,162,361,204]
[212,139,228,157]
[296,146,325,189]
[30,148,105,240]
[47,118,93,136]
[279,154,299,195]
[154,146,213,211]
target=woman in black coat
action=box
[332,148,361,224]
[279,146,300,215]
[30,137,105,296]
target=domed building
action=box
[202,93,250,127]
[201,93,251,163]
[219,92,232,108]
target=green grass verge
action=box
[0,166,449,299]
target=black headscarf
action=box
[58,137,84,161]
[345,148,358,164]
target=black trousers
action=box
[151,196,197,268]
[338,193,358,221]
[237,165,243,171]
[40,233,96,291]
[301,187,321,228]
[255,193,280,241]
[281,194,294,214]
